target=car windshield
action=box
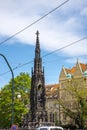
[39,128,63,130]
[50,129,62,130]
[40,128,48,130]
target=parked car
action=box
[36,126,64,130]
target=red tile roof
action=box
[65,67,76,74]
[80,63,87,72]
[65,63,87,74]
[46,84,60,97]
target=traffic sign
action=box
[11,124,18,130]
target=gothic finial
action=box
[36,30,39,37]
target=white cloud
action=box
[0,0,87,57]
[62,41,87,56]
[80,7,87,16]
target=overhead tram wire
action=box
[0,35,87,77]
[42,36,87,58]
[0,0,69,46]
[0,60,33,76]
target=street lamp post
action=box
[0,54,14,125]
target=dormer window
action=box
[66,73,72,79]
[83,70,87,77]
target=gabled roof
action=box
[80,63,87,72]
[71,67,76,74]
[64,62,87,75]
[65,66,76,74]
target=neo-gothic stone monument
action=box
[29,31,48,127]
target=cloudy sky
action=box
[0,0,87,88]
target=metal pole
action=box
[0,54,14,125]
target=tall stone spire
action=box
[34,30,42,75]
[35,30,40,59]
[29,31,47,127]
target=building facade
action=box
[45,84,60,125]
[59,60,87,126]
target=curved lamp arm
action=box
[0,53,14,125]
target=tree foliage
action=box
[59,78,87,128]
[0,72,31,128]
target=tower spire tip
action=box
[36,30,39,37]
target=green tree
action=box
[0,72,31,128]
[59,78,87,129]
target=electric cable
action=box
[0,35,87,76]
[0,60,33,76]
[0,0,69,46]
[42,36,87,58]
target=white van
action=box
[36,126,64,130]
